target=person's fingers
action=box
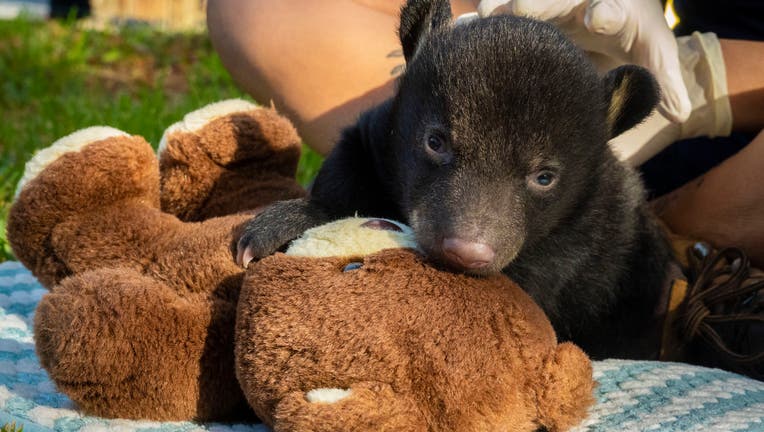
[455,11,479,24]
[583,0,627,36]
[585,0,692,122]
[478,0,692,123]
[476,0,513,17]
[511,0,584,21]
[640,37,693,123]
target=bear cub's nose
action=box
[442,238,495,269]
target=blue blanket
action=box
[1,261,762,431]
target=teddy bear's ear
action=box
[536,343,595,432]
[602,65,659,139]
[399,0,452,63]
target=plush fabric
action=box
[284,218,419,258]
[2,261,763,431]
[237,247,594,432]
[6,101,305,421]
[0,261,262,432]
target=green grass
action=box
[1,422,23,432]
[0,17,323,262]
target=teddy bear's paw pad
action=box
[15,126,130,198]
[157,98,258,154]
[305,388,353,404]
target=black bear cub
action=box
[238,0,673,359]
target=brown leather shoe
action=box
[673,242,763,380]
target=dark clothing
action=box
[673,0,764,40]
[641,134,751,198]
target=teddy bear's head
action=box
[236,217,595,431]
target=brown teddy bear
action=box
[8,100,595,430]
[236,217,595,432]
[8,99,305,420]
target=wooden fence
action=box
[90,0,206,30]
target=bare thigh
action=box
[653,129,764,267]
[207,0,478,155]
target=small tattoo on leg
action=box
[388,49,405,76]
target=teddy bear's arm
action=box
[535,342,595,432]
[35,267,249,421]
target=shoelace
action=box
[676,242,764,379]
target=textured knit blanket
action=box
[1,261,762,432]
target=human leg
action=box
[653,129,764,267]
[206,0,477,155]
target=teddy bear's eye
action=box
[343,262,363,272]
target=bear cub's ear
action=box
[602,65,660,139]
[399,0,452,63]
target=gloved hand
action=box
[476,0,692,123]
[609,32,731,165]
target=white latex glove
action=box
[477,0,692,123]
[609,32,732,166]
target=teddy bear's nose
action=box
[442,238,495,269]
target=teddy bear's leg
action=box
[34,267,251,421]
[535,343,596,432]
[271,382,427,432]
[158,99,306,221]
[8,128,160,288]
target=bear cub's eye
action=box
[528,169,557,190]
[424,132,452,164]
[427,134,444,152]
